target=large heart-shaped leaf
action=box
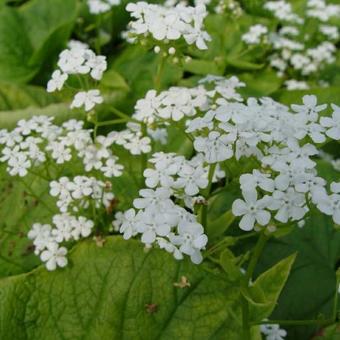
[0,237,262,339]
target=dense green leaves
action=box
[0,7,35,83]
[257,210,340,339]
[0,0,77,83]
[0,237,261,340]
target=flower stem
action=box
[109,107,140,124]
[245,231,268,283]
[96,118,130,127]
[251,319,334,326]
[240,231,269,339]
[140,123,148,185]
[200,163,216,229]
[154,55,165,91]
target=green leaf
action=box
[220,248,243,281]
[226,57,264,71]
[0,82,59,111]
[246,253,296,323]
[273,87,340,106]
[208,209,236,240]
[316,323,340,339]
[0,7,36,83]
[256,209,340,339]
[0,0,77,84]
[0,102,81,129]
[113,45,183,103]
[19,0,77,67]
[239,69,283,97]
[183,59,222,76]
[0,172,57,278]
[101,69,130,92]
[0,237,261,339]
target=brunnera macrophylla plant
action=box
[1,71,340,272]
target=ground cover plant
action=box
[0,0,339,339]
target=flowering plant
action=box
[0,0,339,339]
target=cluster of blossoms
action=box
[132,86,209,124]
[47,40,107,111]
[241,0,340,88]
[228,96,340,230]
[87,0,121,14]
[113,152,225,263]
[125,2,211,50]
[193,0,242,16]
[3,73,340,269]
[242,24,268,45]
[133,75,340,233]
[28,214,95,271]
[0,116,128,178]
[27,176,115,271]
[0,111,159,180]
[49,176,114,213]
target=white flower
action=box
[8,153,31,177]
[86,55,107,80]
[194,131,233,163]
[125,2,210,51]
[40,243,68,271]
[133,188,172,210]
[232,190,271,231]
[268,189,307,223]
[261,324,287,340]
[291,95,327,121]
[169,221,207,264]
[242,24,268,45]
[240,170,274,192]
[47,70,68,92]
[71,216,94,240]
[315,183,340,224]
[156,237,183,260]
[51,214,73,242]
[88,0,111,14]
[320,104,340,140]
[119,209,140,240]
[175,164,208,196]
[136,208,172,244]
[71,90,103,111]
[101,157,124,177]
[124,135,151,155]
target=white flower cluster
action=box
[113,152,223,264]
[28,176,114,270]
[307,0,340,22]
[0,116,128,178]
[264,1,302,23]
[47,40,107,111]
[132,86,209,124]
[242,24,268,45]
[87,0,121,14]
[137,77,339,231]
[227,95,340,230]
[125,2,211,50]
[27,174,115,271]
[28,214,95,271]
[241,0,340,85]
[284,80,309,91]
[49,176,114,213]
[261,323,287,340]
